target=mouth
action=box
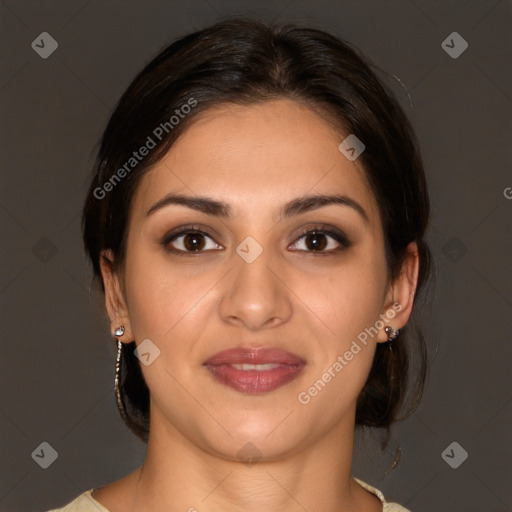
[203,347,306,394]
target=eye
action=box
[162,223,350,256]
[289,225,350,254]
[163,226,223,255]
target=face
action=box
[101,98,417,461]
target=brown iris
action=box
[304,232,327,251]
[183,232,206,251]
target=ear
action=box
[376,242,420,343]
[99,249,134,343]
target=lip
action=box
[204,347,306,394]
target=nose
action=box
[218,243,293,331]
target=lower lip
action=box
[205,363,306,393]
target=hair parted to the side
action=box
[82,18,432,458]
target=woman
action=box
[49,17,432,512]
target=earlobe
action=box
[99,249,134,343]
[377,242,420,343]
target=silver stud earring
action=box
[114,326,125,337]
[385,326,400,342]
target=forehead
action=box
[131,99,380,225]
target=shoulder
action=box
[354,476,413,512]
[45,489,110,512]
[383,504,413,512]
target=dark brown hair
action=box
[82,18,432,452]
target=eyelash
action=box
[161,223,351,257]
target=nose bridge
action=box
[219,234,292,329]
[235,236,275,287]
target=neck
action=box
[130,407,374,512]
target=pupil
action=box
[306,232,326,251]
[184,233,204,251]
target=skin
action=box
[94,98,419,512]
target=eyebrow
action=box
[146,192,369,223]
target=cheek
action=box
[122,246,228,391]
[122,254,212,405]
[292,267,385,425]
[292,252,387,392]
[125,254,206,343]
[294,255,388,344]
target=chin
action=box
[201,411,305,461]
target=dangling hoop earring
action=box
[114,327,129,423]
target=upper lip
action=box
[203,347,306,366]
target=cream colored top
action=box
[46,477,411,511]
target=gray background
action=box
[1,1,511,511]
